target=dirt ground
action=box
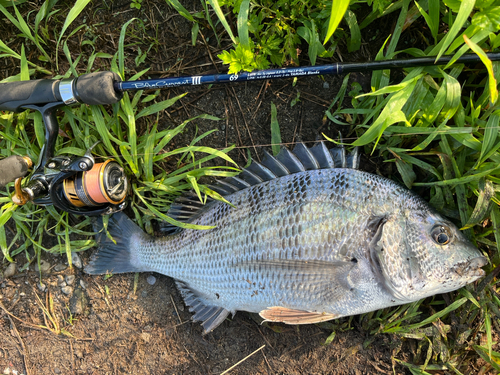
[0,1,493,374]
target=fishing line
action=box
[85,131,489,163]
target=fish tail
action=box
[85,211,149,275]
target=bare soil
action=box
[0,1,493,374]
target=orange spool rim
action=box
[84,162,109,204]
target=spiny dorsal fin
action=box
[245,160,275,181]
[160,142,360,233]
[310,142,335,168]
[212,142,360,196]
[276,147,306,173]
[292,143,320,170]
[261,150,290,177]
[160,196,210,235]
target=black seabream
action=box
[86,143,487,333]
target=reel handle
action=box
[0,156,32,189]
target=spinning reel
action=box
[0,72,129,216]
[12,144,128,216]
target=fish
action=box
[85,142,487,334]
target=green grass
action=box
[1,0,500,372]
[0,2,238,267]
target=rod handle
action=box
[75,71,123,105]
[0,72,123,113]
[0,156,32,189]
[0,79,61,112]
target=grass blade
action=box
[324,0,350,44]
[0,0,28,6]
[120,94,138,176]
[406,298,468,330]
[237,0,249,47]
[463,35,498,105]
[90,106,119,158]
[20,44,28,81]
[0,203,17,262]
[345,10,361,52]
[434,0,475,60]
[308,20,319,66]
[386,0,409,55]
[56,0,91,65]
[395,158,416,189]
[165,0,195,22]
[413,165,500,187]
[491,205,500,264]
[352,73,422,149]
[144,124,157,183]
[118,19,137,79]
[461,178,494,230]
[133,185,215,230]
[485,305,493,360]
[136,94,187,119]
[153,146,238,166]
[478,114,500,166]
[473,346,500,372]
[270,102,281,156]
[57,0,91,42]
[207,0,236,44]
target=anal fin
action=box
[259,306,338,325]
[194,306,230,334]
[175,281,230,334]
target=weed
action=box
[0,3,237,266]
[33,289,73,337]
[130,0,143,10]
[270,102,281,156]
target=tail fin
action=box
[85,211,149,275]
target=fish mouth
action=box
[452,256,487,277]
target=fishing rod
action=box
[0,52,498,215]
[117,52,500,91]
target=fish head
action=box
[372,207,487,302]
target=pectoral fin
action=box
[259,306,338,324]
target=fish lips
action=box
[451,256,487,278]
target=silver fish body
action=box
[86,144,486,333]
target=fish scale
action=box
[86,144,487,334]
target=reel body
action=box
[14,150,128,216]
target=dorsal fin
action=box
[216,142,359,196]
[292,143,319,170]
[159,142,360,234]
[261,150,290,177]
[346,147,360,169]
[310,142,335,168]
[160,195,209,235]
[245,160,276,181]
[276,148,306,173]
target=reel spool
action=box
[63,160,127,208]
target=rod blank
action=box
[116,53,500,92]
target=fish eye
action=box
[431,225,451,245]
